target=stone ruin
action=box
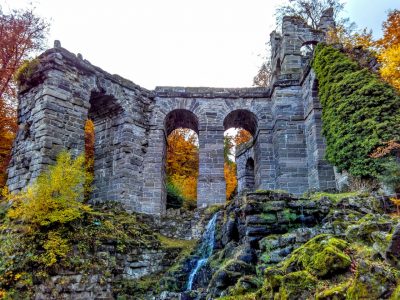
[7,10,339,215]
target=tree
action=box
[223,134,238,199]
[275,0,345,30]
[376,10,400,91]
[0,7,49,188]
[166,129,199,209]
[0,7,49,101]
[234,129,252,146]
[253,61,272,87]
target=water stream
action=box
[186,212,219,291]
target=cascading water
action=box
[186,212,219,291]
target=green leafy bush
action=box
[166,181,184,209]
[312,44,400,178]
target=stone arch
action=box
[223,109,258,136]
[164,109,199,135]
[163,109,200,210]
[87,91,124,203]
[245,157,255,190]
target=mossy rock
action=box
[390,284,400,300]
[223,259,255,275]
[269,270,317,300]
[281,235,350,278]
[227,275,262,296]
[346,260,399,299]
[316,281,349,300]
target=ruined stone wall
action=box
[145,87,273,213]
[7,46,153,212]
[7,10,338,215]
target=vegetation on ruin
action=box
[0,152,161,298]
[312,43,400,179]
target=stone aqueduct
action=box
[7,12,338,215]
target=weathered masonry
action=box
[7,11,338,215]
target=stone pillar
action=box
[236,143,254,194]
[141,128,166,214]
[272,86,309,195]
[254,130,276,191]
[7,70,90,192]
[303,71,336,191]
[197,129,225,207]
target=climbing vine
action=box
[312,44,400,178]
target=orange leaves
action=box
[370,140,400,159]
[0,100,17,188]
[376,10,400,91]
[0,8,49,100]
[224,162,237,200]
[0,8,48,189]
[166,129,199,203]
[234,129,252,146]
[377,9,400,49]
[84,119,95,172]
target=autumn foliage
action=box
[166,129,199,209]
[0,8,48,189]
[376,10,400,91]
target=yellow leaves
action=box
[41,231,70,267]
[234,129,252,146]
[224,162,237,200]
[378,44,400,91]
[376,9,400,91]
[166,129,199,205]
[5,151,92,228]
[390,197,400,215]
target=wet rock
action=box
[386,223,400,267]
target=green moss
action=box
[281,235,350,278]
[316,281,349,300]
[390,284,400,300]
[15,58,40,88]
[227,275,262,296]
[281,209,297,223]
[276,271,317,300]
[113,275,160,299]
[261,213,277,223]
[308,191,362,203]
[157,234,196,255]
[205,204,224,215]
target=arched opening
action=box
[223,109,258,199]
[245,158,255,190]
[87,92,123,201]
[164,109,199,210]
[300,41,318,66]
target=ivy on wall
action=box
[312,44,400,178]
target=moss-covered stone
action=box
[281,235,350,278]
[316,282,349,300]
[346,260,399,300]
[390,284,400,300]
[273,271,317,300]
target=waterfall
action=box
[186,212,219,291]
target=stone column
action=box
[141,128,166,215]
[254,130,276,191]
[303,71,336,191]
[7,70,90,192]
[197,129,225,207]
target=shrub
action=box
[5,151,92,228]
[312,44,400,178]
[166,181,184,209]
[0,151,92,293]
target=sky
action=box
[1,0,399,89]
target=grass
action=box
[157,234,197,256]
